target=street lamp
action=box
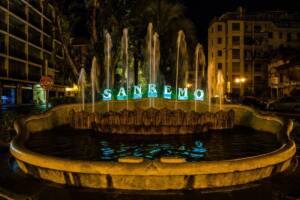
[235,77,246,96]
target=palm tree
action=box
[131,0,197,85]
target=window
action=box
[217,37,222,44]
[0,56,6,77]
[9,37,26,59]
[28,45,42,64]
[232,36,240,45]
[255,63,262,72]
[218,63,222,70]
[254,25,262,33]
[268,32,273,39]
[232,49,240,59]
[217,25,222,32]
[0,9,6,31]
[28,65,41,81]
[244,37,254,45]
[232,23,240,31]
[29,8,41,29]
[279,32,283,39]
[0,33,6,54]
[28,27,41,47]
[218,50,222,57]
[0,0,7,8]
[244,63,249,72]
[287,33,292,42]
[9,0,26,19]
[8,59,26,80]
[9,16,26,39]
[232,62,240,72]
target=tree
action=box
[45,0,89,79]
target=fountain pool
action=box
[26,126,279,162]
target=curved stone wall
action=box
[70,109,235,134]
[10,99,296,190]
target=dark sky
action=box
[180,0,300,43]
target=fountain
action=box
[9,22,296,192]
[104,32,112,111]
[194,43,206,111]
[78,68,87,111]
[121,28,129,110]
[91,56,99,113]
[217,69,224,110]
[175,30,189,110]
[207,63,213,112]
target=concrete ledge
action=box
[10,99,296,190]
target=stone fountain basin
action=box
[10,100,296,190]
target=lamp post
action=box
[235,77,246,96]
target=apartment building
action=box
[208,7,300,96]
[0,0,69,105]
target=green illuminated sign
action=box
[100,84,205,101]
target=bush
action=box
[0,112,19,131]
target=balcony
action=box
[10,49,26,60]
[28,65,41,82]
[28,55,43,65]
[10,7,26,19]
[29,17,41,29]
[29,35,41,47]
[28,0,41,12]
[10,27,26,40]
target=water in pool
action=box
[26,126,280,162]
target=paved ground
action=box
[0,105,300,199]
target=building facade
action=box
[208,8,300,97]
[0,0,69,105]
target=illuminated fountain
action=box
[9,23,296,192]
[121,28,129,110]
[194,43,206,111]
[145,23,161,107]
[104,32,112,111]
[175,30,189,109]
[91,56,99,113]
[217,69,224,110]
[78,68,87,111]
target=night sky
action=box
[180,0,300,43]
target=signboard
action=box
[40,76,54,90]
[101,84,205,101]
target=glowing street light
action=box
[234,77,246,96]
[186,83,192,88]
[235,77,246,84]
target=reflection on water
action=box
[26,126,280,162]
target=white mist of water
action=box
[151,32,160,107]
[105,32,112,112]
[91,56,99,113]
[217,69,224,110]
[121,28,129,110]
[207,63,213,112]
[146,23,153,107]
[175,30,188,110]
[194,43,206,112]
[78,68,87,111]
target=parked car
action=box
[241,96,267,110]
[267,96,300,112]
